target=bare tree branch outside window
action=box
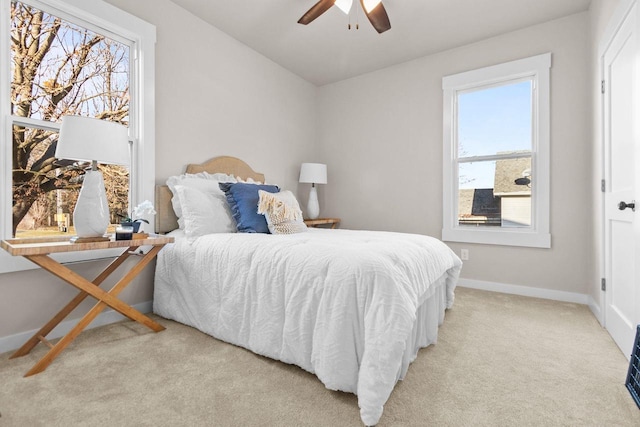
[10,1,130,237]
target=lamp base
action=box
[307,186,320,220]
[73,170,110,238]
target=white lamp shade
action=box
[56,115,129,165]
[299,163,327,184]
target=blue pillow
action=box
[219,182,280,233]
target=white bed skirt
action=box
[155,266,450,419]
[397,273,448,382]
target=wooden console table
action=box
[1,234,174,377]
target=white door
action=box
[603,2,639,358]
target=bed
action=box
[153,156,462,426]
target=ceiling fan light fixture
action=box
[335,0,353,14]
[362,0,382,13]
[297,0,390,34]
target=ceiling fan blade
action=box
[298,0,336,25]
[360,0,391,33]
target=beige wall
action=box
[0,0,317,349]
[318,13,592,295]
[104,0,318,191]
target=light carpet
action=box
[1,287,639,426]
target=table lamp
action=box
[299,163,327,220]
[55,116,129,240]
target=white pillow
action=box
[257,190,307,234]
[236,177,263,184]
[166,172,236,229]
[174,185,236,238]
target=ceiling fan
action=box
[298,0,391,34]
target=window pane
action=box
[11,1,130,122]
[458,158,531,228]
[10,2,130,238]
[458,80,532,158]
[12,125,129,238]
[458,161,500,226]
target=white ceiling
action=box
[168,0,592,86]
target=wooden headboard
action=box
[155,156,265,233]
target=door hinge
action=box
[601,278,606,291]
[601,179,606,192]
[601,80,605,94]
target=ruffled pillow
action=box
[257,190,307,235]
[219,182,280,233]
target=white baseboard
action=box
[457,278,590,305]
[588,295,604,326]
[1,282,597,354]
[0,300,153,355]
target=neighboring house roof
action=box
[494,155,531,196]
[458,188,501,219]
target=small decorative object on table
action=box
[115,224,134,240]
[118,200,156,237]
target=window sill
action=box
[442,228,551,248]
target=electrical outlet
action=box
[460,249,469,261]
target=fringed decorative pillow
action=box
[257,190,307,235]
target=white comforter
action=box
[154,228,462,426]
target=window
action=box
[10,1,131,238]
[442,53,551,248]
[0,0,155,272]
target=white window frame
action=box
[442,53,551,248]
[0,0,156,273]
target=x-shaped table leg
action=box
[10,245,166,377]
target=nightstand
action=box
[304,218,340,229]
[1,234,173,376]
